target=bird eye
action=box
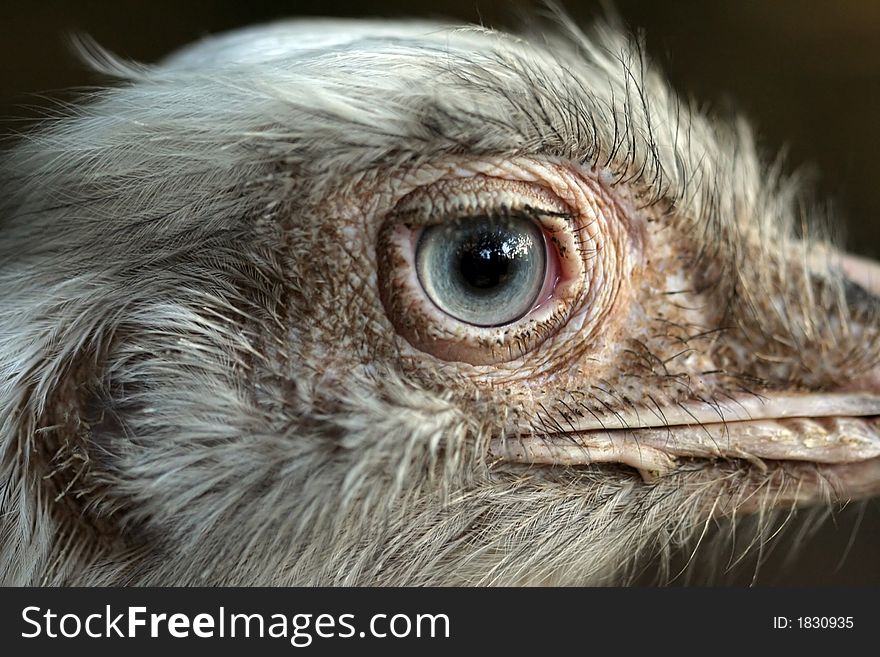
[415,213,553,327]
[377,164,625,368]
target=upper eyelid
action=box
[385,174,576,225]
[390,204,576,226]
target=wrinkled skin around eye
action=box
[374,159,637,370]
[314,157,725,419]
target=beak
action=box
[841,252,880,296]
[491,252,880,511]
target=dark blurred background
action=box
[1,0,877,584]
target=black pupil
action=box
[457,234,513,291]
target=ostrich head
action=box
[1,17,879,586]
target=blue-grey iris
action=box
[415,214,547,327]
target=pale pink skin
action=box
[842,253,880,296]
